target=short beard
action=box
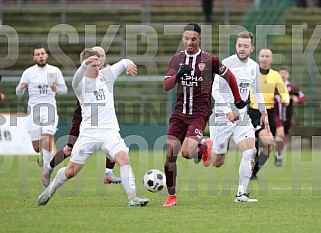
[36,62,46,67]
[236,54,249,61]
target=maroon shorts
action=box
[67,104,82,147]
[167,114,207,144]
[274,116,291,135]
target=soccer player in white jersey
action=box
[43,46,121,186]
[208,31,269,202]
[16,46,67,187]
[37,48,149,207]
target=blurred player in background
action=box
[42,46,121,187]
[162,22,247,207]
[274,65,305,164]
[208,31,268,202]
[0,75,4,102]
[0,91,4,102]
[16,46,67,187]
[38,48,149,207]
[248,48,289,179]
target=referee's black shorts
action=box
[248,107,276,137]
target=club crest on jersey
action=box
[198,62,206,71]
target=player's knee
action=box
[64,168,76,179]
[213,154,225,167]
[114,151,130,166]
[41,136,52,150]
[213,161,224,167]
[165,154,177,165]
[278,132,285,140]
[33,147,41,153]
[181,149,192,159]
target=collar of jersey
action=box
[184,48,201,58]
[260,67,269,75]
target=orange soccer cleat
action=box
[202,138,213,167]
[163,195,177,207]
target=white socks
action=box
[47,165,137,199]
[120,165,136,199]
[105,168,113,174]
[238,149,254,195]
[49,167,68,195]
[42,149,53,166]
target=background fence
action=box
[1,0,321,148]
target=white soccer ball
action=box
[143,169,166,193]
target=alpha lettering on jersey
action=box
[94,89,106,101]
[38,84,49,94]
[180,75,203,87]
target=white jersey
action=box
[72,59,132,130]
[213,54,265,118]
[16,64,67,108]
[209,54,264,153]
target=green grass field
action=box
[1,149,321,233]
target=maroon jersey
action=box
[274,81,305,129]
[165,49,228,118]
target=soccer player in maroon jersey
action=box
[162,22,247,206]
[274,66,305,165]
[41,46,121,187]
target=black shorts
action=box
[248,107,276,136]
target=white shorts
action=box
[70,128,128,165]
[209,113,255,154]
[27,108,58,141]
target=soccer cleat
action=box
[128,197,149,207]
[250,175,258,180]
[202,138,213,167]
[194,154,202,164]
[42,165,53,187]
[37,152,43,167]
[104,172,121,184]
[37,186,55,206]
[234,193,258,202]
[163,195,177,207]
[275,155,283,167]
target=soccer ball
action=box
[143,169,166,193]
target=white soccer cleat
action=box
[37,187,55,206]
[234,193,258,203]
[128,197,149,207]
[275,155,283,167]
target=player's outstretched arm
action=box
[103,59,135,82]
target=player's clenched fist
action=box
[176,64,193,79]
[126,63,137,76]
